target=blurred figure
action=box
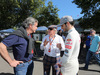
[83,29,100,70]
[58,29,62,36]
[79,34,85,57]
[86,35,91,52]
[36,36,39,41]
[62,34,66,42]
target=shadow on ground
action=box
[33,56,43,62]
[0,73,14,75]
[78,48,98,65]
[79,67,100,73]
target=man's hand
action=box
[58,64,61,68]
[43,39,49,46]
[57,43,62,50]
[9,59,23,67]
[95,51,99,54]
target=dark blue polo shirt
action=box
[2,35,33,62]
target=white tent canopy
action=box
[57,26,61,30]
[36,25,62,31]
[0,29,15,33]
[36,26,48,31]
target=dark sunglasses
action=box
[90,31,93,33]
[48,28,53,30]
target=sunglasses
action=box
[90,31,93,33]
[48,28,53,30]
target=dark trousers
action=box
[84,50,100,69]
[43,54,61,75]
[86,46,90,52]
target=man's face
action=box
[90,30,95,36]
[48,28,55,35]
[61,23,68,32]
[31,22,38,33]
[61,24,66,32]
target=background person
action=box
[83,29,100,70]
[86,35,91,52]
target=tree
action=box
[72,0,100,29]
[0,0,18,30]
[0,0,60,30]
[36,1,60,27]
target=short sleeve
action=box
[1,35,19,47]
[97,36,100,43]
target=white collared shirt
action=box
[40,34,65,57]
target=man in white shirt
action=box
[40,25,65,75]
[59,16,81,75]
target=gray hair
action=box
[22,17,38,28]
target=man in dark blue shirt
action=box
[86,35,91,52]
[0,17,38,75]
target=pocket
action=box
[15,63,27,71]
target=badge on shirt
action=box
[65,49,69,53]
[48,49,51,52]
[65,38,72,49]
[65,45,72,49]
[67,39,72,41]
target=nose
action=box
[36,27,37,30]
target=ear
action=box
[29,24,32,27]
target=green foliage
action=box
[72,0,100,29]
[0,0,60,30]
[36,1,60,27]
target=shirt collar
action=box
[48,34,57,38]
[68,27,75,33]
[93,35,96,37]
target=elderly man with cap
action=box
[0,17,38,75]
[59,16,81,75]
[40,25,65,75]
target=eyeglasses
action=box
[48,28,53,30]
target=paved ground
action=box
[0,52,100,75]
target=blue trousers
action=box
[14,60,34,75]
[84,50,100,69]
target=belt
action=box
[28,59,32,62]
[23,59,32,63]
[45,54,56,58]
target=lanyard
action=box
[48,36,55,52]
[90,36,94,45]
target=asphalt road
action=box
[0,52,100,75]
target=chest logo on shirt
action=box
[65,45,72,49]
[66,42,72,45]
[65,38,72,49]
[67,39,72,41]
[66,38,72,45]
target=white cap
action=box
[60,16,73,25]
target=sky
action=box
[45,0,84,19]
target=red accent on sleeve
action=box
[65,45,72,49]
[31,49,34,54]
